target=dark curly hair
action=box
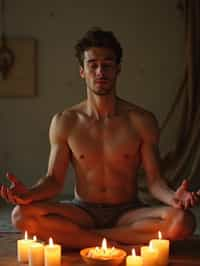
[74,27,123,67]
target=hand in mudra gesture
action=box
[0,172,31,205]
[172,179,200,209]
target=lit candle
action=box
[141,243,158,266]
[87,238,124,259]
[80,238,126,265]
[44,238,61,266]
[126,248,143,266]
[149,231,169,266]
[17,231,35,263]
[29,236,44,266]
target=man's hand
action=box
[0,172,32,205]
[172,179,200,209]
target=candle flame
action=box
[131,248,136,256]
[149,242,153,250]
[49,237,54,246]
[132,248,136,256]
[33,235,37,241]
[24,231,28,240]
[158,231,162,239]
[102,238,107,250]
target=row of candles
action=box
[17,231,61,266]
[86,231,169,266]
[126,231,169,266]
[17,230,169,266]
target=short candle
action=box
[29,236,44,266]
[17,231,35,263]
[141,243,158,266]
[126,248,143,266]
[44,237,61,266]
[149,231,169,266]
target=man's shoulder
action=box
[119,98,159,142]
[53,101,86,124]
[49,102,86,141]
[119,98,157,123]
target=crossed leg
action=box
[11,202,195,249]
[95,206,195,244]
[11,201,111,249]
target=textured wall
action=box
[0,1,184,197]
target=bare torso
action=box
[63,98,154,204]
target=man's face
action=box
[80,47,121,96]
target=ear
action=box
[80,66,85,79]
[117,64,121,74]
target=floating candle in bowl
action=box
[17,231,35,263]
[80,238,127,266]
[149,231,169,266]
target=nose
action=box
[96,65,104,77]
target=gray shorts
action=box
[66,198,146,228]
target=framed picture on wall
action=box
[0,39,37,97]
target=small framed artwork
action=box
[0,39,36,97]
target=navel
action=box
[80,154,85,159]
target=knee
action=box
[11,205,25,228]
[166,208,195,240]
[11,205,38,235]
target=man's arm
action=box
[139,112,179,207]
[1,112,71,204]
[140,112,200,209]
[26,112,71,201]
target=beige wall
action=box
[0,1,184,197]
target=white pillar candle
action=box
[141,244,158,266]
[17,231,35,263]
[44,238,61,266]
[29,238,44,266]
[149,231,169,266]
[126,249,143,266]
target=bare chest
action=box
[68,117,141,164]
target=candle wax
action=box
[17,238,34,263]
[150,239,169,266]
[141,246,158,266]
[44,242,61,266]
[29,241,44,266]
[126,254,143,266]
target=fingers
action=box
[196,190,200,197]
[192,191,200,205]
[172,198,184,209]
[6,172,19,185]
[181,179,189,190]
[184,198,191,209]
[6,172,28,193]
[182,192,200,209]
[0,184,30,205]
[0,184,16,204]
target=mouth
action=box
[95,79,109,84]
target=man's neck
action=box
[86,94,118,120]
